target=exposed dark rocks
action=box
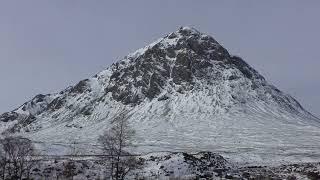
[168,32,177,39]
[157,94,170,101]
[47,97,66,111]
[80,106,93,116]
[0,111,19,122]
[103,27,238,105]
[229,56,264,81]
[71,79,90,94]
[34,94,47,103]
[172,52,193,84]
[105,46,171,104]
[3,114,36,134]
[138,152,231,179]
[65,124,83,129]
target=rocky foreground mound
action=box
[28,152,320,179]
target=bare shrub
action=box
[0,136,37,180]
[98,115,141,180]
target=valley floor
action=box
[23,152,320,179]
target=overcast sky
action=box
[0,0,319,117]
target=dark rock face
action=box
[172,52,193,84]
[70,79,90,94]
[33,94,46,103]
[47,97,66,111]
[4,114,36,133]
[17,94,53,114]
[105,46,171,104]
[229,56,265,81]
[105,27,234,105]
[0,112,19,122]
[0,93,55,124]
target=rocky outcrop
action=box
[0,112,19,122]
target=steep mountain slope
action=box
[1,27,319,165]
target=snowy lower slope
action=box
[26,94,320,165]
[0,27,319,166]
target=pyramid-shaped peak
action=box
[103,27,272,105]
[126,26,222,60]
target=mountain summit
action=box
[1,27,320,164]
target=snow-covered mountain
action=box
[1,27,319,165]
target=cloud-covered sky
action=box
[0,0,319,117]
